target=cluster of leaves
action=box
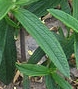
[0,0,78,89]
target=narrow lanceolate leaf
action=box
[5,16,19,29]
[13,8,70,77]
[53,32,74,60]
[27,0,70,17]
[0,19,17,85]
[63,36,74,60]
[73,0,78,20]
[60,0,71,14]
[48,9,78,33]
[27,0,63,17]
[73,0,78,68]
[0,0,14,20]
[16,0,39,5]
[74,33,78,68]
[0,19,7,64]
[45,75,62,89]
[52,73,72,89]
[16,63,50,76]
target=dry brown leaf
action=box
[13,70,20,83]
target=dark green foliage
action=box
[0,0,77,89]
[45,75,62,89]
[13,8,70,77]
[0,19,17,84]
[73,0,78,68]
[28,47,45,64]
[52,73,72,89]
[0,0,14,20]
[27,0,71,17]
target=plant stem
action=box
[20,28,26,62]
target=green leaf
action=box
[27,0,71,17]
[48,9,78,33]
[27,0,63,17]
[13,8,70,77]
[60,0,71,14]
[63,36,74,59]
[0,0,14,20]
[52,73,72,89]
[5,16,19,29]
[0,20,7,64]
[58,27,65,38]
[0,19,17,84]
[74,33,78,68]
[25,46,45,89]
[29,32,74,64]
[16,0,39,5]
[28,47,45,64]
[53,32,74,59]
[73,0,78,20]
[23,75,30,89]
[73,0,78,68]
[16,63,50,76]
[45,75,62,89]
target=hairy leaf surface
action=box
[16,63,50,76]
[16,0,39,5]
[0,19,17,84]
[27,0,70,17]
[13,8,70,77]
[73,0,78,68]
[28,47,45,64]
[52,73,72,89]
[45,75,62,89]
[27,0,63,17]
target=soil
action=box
[0,15,78,89]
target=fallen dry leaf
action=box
[13,70,20,83]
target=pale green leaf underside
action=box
[13,8,70,77]
[0,0,14,20]
[48,9,78,33]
